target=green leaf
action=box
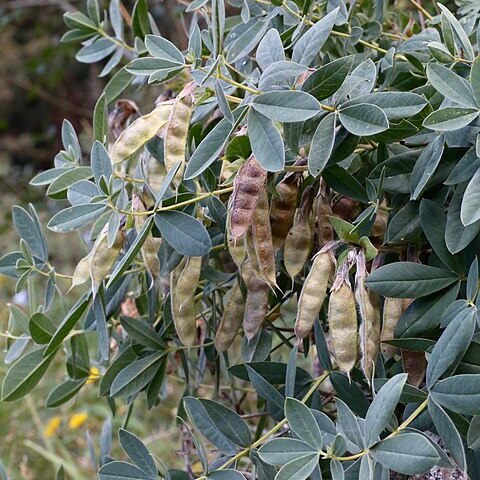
[110,351,165,398]
[200,399,251,448]
[467,415,480,451]
[99,347,138,396]
[338,103,389,136]
[336,398,363,448]
[46,379,86,407]
[76,38,117,63]
[426,307,476,387]
[183,397,237,455]
[275,453,319,480]
[430,374,480,415]
[366,263,459,298]
[446,181,480,253]
[48,203,106,232]
[144,35,184,64]
[252,91,320,122]
[292,8,338,66]
[410,135,444,200]
[132,0,149,38]
[461,166,480,226]
[471,56,480,106]
[247,108,285,172]
[184,106,247,179]
[330,459,345,480]
[322,165,368,203]
[437,3,474,60]
[256,28,285,70]
[423,107,479,131]
[364,373,407,448]
[208,470,246,480]
[98,461,151,480]
[104,68,134,104]
[119,429,156,479]
[12,205,48,261]
[1,347,57,401]
[119,316,165,350]
[226,18,270,64]
[426,63,477,108]
[93,94,108,144]
[154,211,211,256]
[246,365,285,410]
[428,399,466,472]
[47,166,93,197]
[343,92,428,121]
[91,141,112,184]
[370,432,439,475]
[258,439,317,466]
[285,398,323,450]
[45,294,90,356]
[308,112,336,177]
[303,56,353,101]
[330,372,370,417]
[29,312,56,344]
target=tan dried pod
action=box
[144,154,167,202]
[70,253,92,291]
[355,251,381,384]
[251,189,277,287]
[371,200,389,239]
[270,172,302,252]
[328,251,358,378]
[245,227,263,280]
[229,156,267,239]
[90,226,124,294]
[402,350,426,387]
[380,297,404,359]
[295,248,335,339]
[111,102,173,165]
[214,279,246,352]
[132,194,161,280]
[226,205,246,268]
[316,182,335,247]
[171,256,202,346]
[164,83,195,184]
[242,260,269,341]
[284,186,314,279]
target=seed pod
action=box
[133,194,161,280]
[111,102,173,165]
[316,187,335,248]
[164,83,195,184]
[372,201,389,239]
[380,297,404,359]
[70,253,92,290]
[295,251,335,339]
[226,205,246,268]
[328,251,358,377]
[229,156,267,239]
[90,226,124,295]
[284,186,314,279]
[355,252,381,384]
[171,256,202,346]
[251,189,276,287]
[144,154,167,203]
[242,260,269,341]
[402,350,426,387]
[214,279,245,352]
[270,172,301,252]
[245,227,262,280]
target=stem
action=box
[195,372,331,479]
[408,0,433,20]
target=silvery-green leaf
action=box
[252,91,320,122]
[257,28,285,70]
[461,166,480,226]
[423,107,479,132]
[308,111,336,177]
[339,103,389,136]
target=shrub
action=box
[2,0,480,478]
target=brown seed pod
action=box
[242,260,269,341]
[295,250,335,339]
[226,203,247,268]
[355,251,381,384]
[328,251,358,377]
[380,297,404,359]
[284,186,314,279]
[214,279,246,352]
[133,194,161,280]
[171,256,202,346]
[371,200,389,239]
[245,227,263,280]
[270,172,301,252]
[402,350,426,387]
[251,189,277,287]
[229,156,267,239]
[316,184,335,248]
[90,226,124,295]
[164,83,195,184]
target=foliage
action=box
[2,0,480,478]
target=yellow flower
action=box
[68,412,88,429]
[86,366,101,384]
[45,416,61,437]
